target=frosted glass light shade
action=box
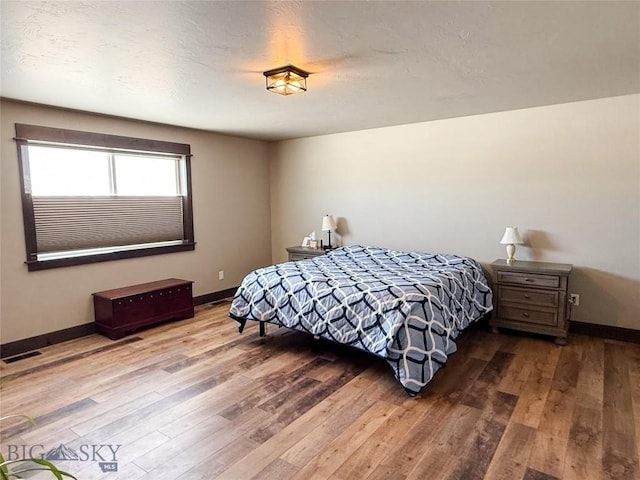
[263,65,309,95]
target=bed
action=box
[228,245,493,396]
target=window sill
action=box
[25,242,196,271]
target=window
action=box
[15,124,195,271]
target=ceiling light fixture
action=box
[263,65,309,96]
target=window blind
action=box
[32,196,184,253]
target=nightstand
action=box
[490,259,573,345]
[286,246,327,261]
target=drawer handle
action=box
[524,294,531,299]
[524,278,535,283]
[522,312,530,318]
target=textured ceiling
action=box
[1,1,639,141]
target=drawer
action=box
[117,304,152,324]
[497,271,560,289]
[154,285,188,299]
[154,292,192,314]
[498,305,558,327]
[290,253,313,261]
[498,286,559,308]
[113,295,151,311]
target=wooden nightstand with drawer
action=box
[490,259,573,345]
[286,246,327,261]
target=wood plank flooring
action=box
[1,302,638,480]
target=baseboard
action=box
[1,323,96,359]
[1,286,239,359]
[569,321,640,344]
[193,286,238,305]
[5,292,630,359]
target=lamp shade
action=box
[322,215,337,232]
[500,227,523,245]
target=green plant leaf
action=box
[0,415,76,479]
[0,452,7,476]
[0,459,77,480]
[0,415,34,425]
[29,459,77,479]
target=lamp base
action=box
[324,231,333,250]
[506,244,516,263]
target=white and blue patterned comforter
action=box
[229,245,493,395]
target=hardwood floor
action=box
[1,302,638,480]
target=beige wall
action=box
[270,94,640,330]
[1,100,272,343]
[2,94,638,343]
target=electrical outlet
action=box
[218,270,225,280]
[569,293,580,306]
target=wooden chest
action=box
[93,278,194,339]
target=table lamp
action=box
[321,215,337,250]
[500,226,523,263]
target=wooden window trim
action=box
[15,124,196,271]
[25,242,196,271]
[15,124,191,155]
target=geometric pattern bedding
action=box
[229,245,493,396]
